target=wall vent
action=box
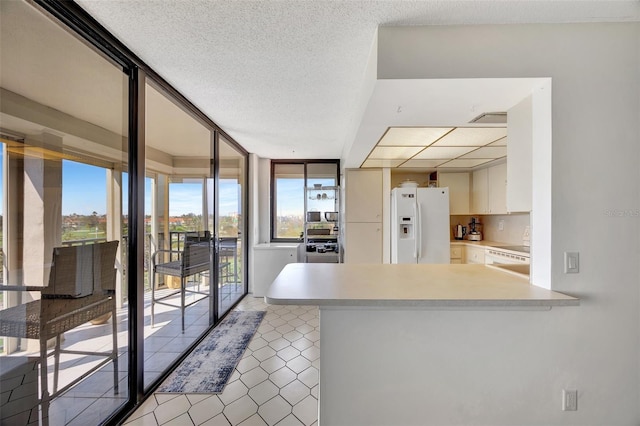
[469,112,507,124]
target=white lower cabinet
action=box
[252,244,299,297]
[465,246,485,264]
[345,222,382,263]
[450,245,464,264]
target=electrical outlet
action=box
[498,220,504,231]
[562,389,578,411]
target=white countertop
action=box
[265,263,578,308]
[450,240,530,257]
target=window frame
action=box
[270,159,340,242]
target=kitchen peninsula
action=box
[266,263,578,425]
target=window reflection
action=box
[0,1,129,424]
[218,136,246,314]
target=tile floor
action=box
[123,296,320,426]
[0,283,246,425]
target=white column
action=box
[107,167,123,307]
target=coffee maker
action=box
[468,217,482,241]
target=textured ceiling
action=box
[75,1,640,160]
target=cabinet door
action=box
[507,95,533,212]
[252,247,298,296]
[488,163,507,214]
[472,168,488,214]
[438,172,470,215]
[450,245,464,263]
[465,246,485,264]
[345,222,382,264]
[346,169,383,223]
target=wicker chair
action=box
[151,240,211,332]
[0,241,120,410]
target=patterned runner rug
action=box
[156,310,266,393]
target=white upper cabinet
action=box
[439,172,471,215]
[472,163,507,214]
[345,169,383,223]
[507,95,533,212]
[488,162,507,214]
[472,168,488,214]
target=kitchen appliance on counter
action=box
[468,217,482,241]
[391,187,450,264]
[306,211,321,222]
[324,211,338,222]
[454,224,466,240]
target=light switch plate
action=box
[562,389,578,411]
[564,252,579,274]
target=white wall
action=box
[335,23,639,424]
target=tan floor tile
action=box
[154,395,191,424]
[223,395,258,425]
[292,395,318,426]
[257,395,291,426]
[188,395,224,424]
[280,380,310,406]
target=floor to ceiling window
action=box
[0,1,130,424]
[218,136,247,314]
[0,1,249,424]
[142,82,215,390]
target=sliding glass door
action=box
[0,1,129,423]
[0,2,250,424]
[217,136,247,315]
[143,82,215,390]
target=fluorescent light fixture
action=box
[488,137,507,146]
[362,127,510,171]
[368,146,425,160]
[459,146,507,159]
[361,159,404,168]
[399,159,448,168]
[438,158,494,168]
[413,146,475,160]
[377,127,452,146]
[432,127,507,147]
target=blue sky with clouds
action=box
[0,157,333,218]
[60,160,240,216]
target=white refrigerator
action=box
[391,187,450,264]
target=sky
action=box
[61,160,240,216]
[0,156,334,218]
[276,177,336,216]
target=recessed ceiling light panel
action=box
[369,146,425,159]
[432,127,507,147]
[459,146,507,159]
[361,159,404,168]
[488,137,507,146]
[438,158,494,168]
[377,127,452,146]
[399,159,448,168]
[413,146,475,160]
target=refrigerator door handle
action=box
[412,203,418,260]
[416,202,422,259]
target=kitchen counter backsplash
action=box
[450,213,530,244]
